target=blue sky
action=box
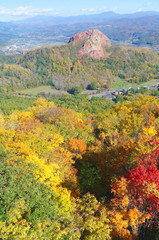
[0,0,159,21]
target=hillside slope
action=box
[1,29,159,92]
[17,33,159,90]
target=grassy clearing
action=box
[19,85,69,96]
[16,78,159,97]
[111,78,136,90]
[139,79,159,87]
[111,78,159,90]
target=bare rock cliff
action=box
[68,29,111,60]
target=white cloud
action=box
[137,8,143,12]
[81,5,119,15]
[81,8,88,12]
[102,6,108,12]
[0,7,11,15]
[89,8,96,12]
[112,6,118,12]
[81,8,97,13]
[0,6,54,16]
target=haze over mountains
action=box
[1,11,159,52]
[11,11,159,25]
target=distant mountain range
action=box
[1,11,159,48]
[13,11,159,26]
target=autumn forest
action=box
[0,93,159,239]
[1,28,159,240]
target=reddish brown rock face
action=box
[68,29,111,60]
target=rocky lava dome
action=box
[68,29,111,60]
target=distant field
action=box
[17,79,159,97]
[111,78,136,90]
[19,85,69,96]
[111,78,159,90]
[139,79,159,87]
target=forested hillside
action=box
[1,43,158,92]
[17,43,114,90]
[1,95,159,239]
[16,44,159,88]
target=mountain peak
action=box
[68,29,111,60]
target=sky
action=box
[0,0,159,21]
